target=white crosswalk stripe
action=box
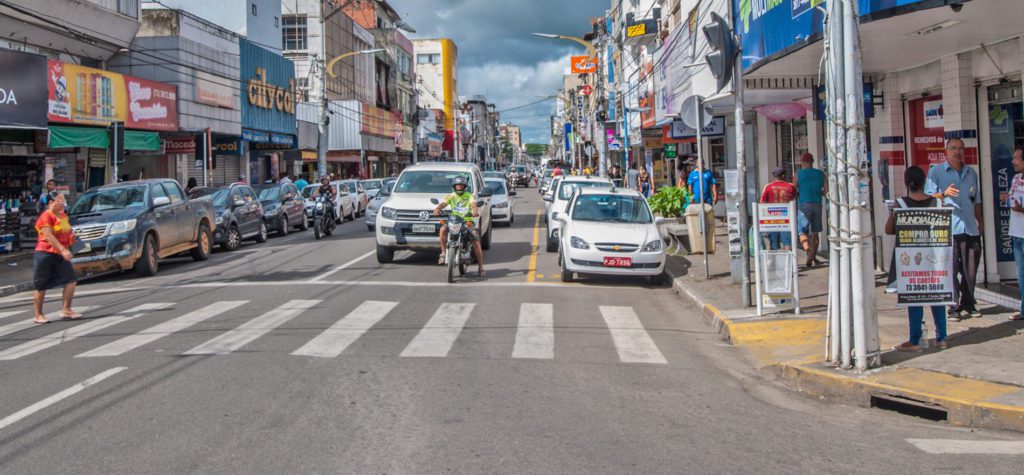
[0,306,98,340]
[0,310,25,321]
[292,301,398,358]
[183,300,321,356]
[512,303,554,359]
[400,303,475,358]
[76,301,249,358]
[0,304,172,361]
[599,306,667,364]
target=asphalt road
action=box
[0,187,1021,473]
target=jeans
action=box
[952,234,982,311]
[1013,237,1024,315]
[767,232,791,250]
[908,306,947,345]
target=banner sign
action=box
[670,117,726,138]
[240,38,296,135]
[570,56,597,74]
[895,207,954,306]
[46,60,178,131]
[758,203,792,232]
[195,70,234,108]
[0,49,48,128]
[989,101,1021,263]
[214,136,242,155]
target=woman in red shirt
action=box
[32,191,81,324]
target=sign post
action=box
[753,202,801,316]
[894,207,954,307]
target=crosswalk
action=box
[0,299,670,365]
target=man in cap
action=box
[794,153,827,267]
[761,167,797,250]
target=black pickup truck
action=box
[68,179,217,277]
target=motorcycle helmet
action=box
[452,176,468,195]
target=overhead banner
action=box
[0,49,48,128]
[46,60,178,131]
[570,56,597,74]
[895,207,954,307]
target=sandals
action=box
[894,341,922,352]
[478,268,486,277]
[60,310,83,320]
[33,318,49,325]
[1010,314,1024,321]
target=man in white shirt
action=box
[1008,148,1024,320]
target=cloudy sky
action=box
[392,0,610,145]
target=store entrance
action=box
[987,82,1024,280]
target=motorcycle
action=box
[312,194,336,240]
[431,198,481,283]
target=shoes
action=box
[935,340,949,349]
[894,341,922,352]
[438,253,446,265]
[1009,314,1024,321]
[948,307,962,322]
[884,285,898,294]
[967,308,982,319]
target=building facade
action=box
[413,38,458,159]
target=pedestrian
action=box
[761,167,797,250]
[236,175,247,184]
[638,168,654,198]
[184,177,198,195]
[280,173,292,185]
[794,153,827,267]
[552,166,564,177]
[1007,148,1024,321]
[626,162,640,190]
[37,179,57,212]
[31,191,81,324]
[924,138,983,321]
[294,174,309,192]
[687,158,717,205]
[887,166,948,351]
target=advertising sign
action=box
[124,76,178,131]
[758,203,792,232]
[670,117,726,138]
[895,207,954,306]
[361,103,400,139]
[163,137,196,154]
[989,102,1021,264]
[792,0,825,18]
[813,83,874,120]
[195,71,234,108]
[240,38,296,135]
[580,85,593,96]
[570,56,598,74]
[564,123,572,152]
[46,60,178,131]
[908,96,946,170]
[639,54,655,129]
[0,49,48,128]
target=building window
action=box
[282,15,307,51]
[274,16,279,28]
[416,53,440,65]
[296,78,309,102]
[117,0,138,18]
[251,3,257,16]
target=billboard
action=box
[240,38,296,135]
[0,49,48,128]
[570,56,597,74]
[47,60,178,131]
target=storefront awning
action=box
[48,126,161,151]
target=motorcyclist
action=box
[312,176,337,220]
[433,176,485,276]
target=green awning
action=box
[48,126,161,151]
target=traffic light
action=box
[703,12,739,93]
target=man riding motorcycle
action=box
[433,176,485,277]
[311,176,337,216]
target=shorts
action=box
[768,232,791,250]
[799,202,823,233]
[33,251,77,291]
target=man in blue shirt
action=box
[795,153,826,267]
[294,174,309,192]
[924,138,983,320]
[687,159,717,205]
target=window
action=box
[162,183,185,204]
[282,15,308,51]
[150,183,169,204]
[117,0,138,18]
[417,53,440,65]
[274,16,279,28]
[251,3,257,16]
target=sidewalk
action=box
[666,224,1024,432]
[0,251,36,298]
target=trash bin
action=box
[684,203,715,253]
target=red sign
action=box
[570,56,597,74]
[163,137,196,154]
[125,76,178,131]
[909,96,948,170]
[603,257,632,268]
[580,85,593,96]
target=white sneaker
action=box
[438,253,446,265]
[884,285,897,294]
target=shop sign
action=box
[989,102,1021,263]
[240,38,296,135]
[0,49,48,128]
[214,136,242,155]
[670,117,726,138]
[923,98,943,129]
[361,103,400,139]
[243,129,270,143]
[908,96,946,169]
[163,137,196,154]
[46,60,178,131]
[894,207,954,307]
[580,85,593,96]
[664,143,678,159]
[246,67,295,114]
[251,133,295,150]
[196,71,234,108]
[758,204,792,232]
[643,136,663,149]
[626,20,657,38]
[570,56,597,74]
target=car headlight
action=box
[108,219,137,235]
[215,216,224,225]
[643,239,664,252]
[570,236,589,250]
[381,207,397,219]
[494,202,509,208]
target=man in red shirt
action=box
[761,167,797,250]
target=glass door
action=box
[987,83,1024,279]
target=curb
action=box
[0,282,34,299]
[667,268,739,343]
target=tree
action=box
[525,143,548,158]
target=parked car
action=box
[341,179,368,216]
[364,179,396,232]
[544,176,613,252]
[69,179,216,277]
[484,177,515,226]
[361,179,386,200]
[374,162,493,263]
[254,182,307,236]
[555,187,666,284]
[483,171,506,181]
[302,181,356,223]
[189,184,267,251]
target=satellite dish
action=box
[681,95,714,129]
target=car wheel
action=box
[255,221,268,243]
[278,216,289,236]
[134,234,159,276]
[560,253,573,283]
[191,224,211,261]
[298,215,308,230]
[223,226,241,251]
[481,225,492,250]
[510,214,514,225]
[545,231,557,252]
[376,244,394,264]
[367,224,375,232]
[350,205,357,222]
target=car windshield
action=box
[361,180,382,190]
[558,181,611,200]
[483,172,504,179]
[484,180,507,195]
[395,171,474,194]
[69,185,148,214]
[571,195,653,224]
[255,186,279,202]
[190,187,230,207]
[379,181,394,197]
[302,185,320,199]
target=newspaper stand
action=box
[753,202,801,316]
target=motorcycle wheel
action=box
[446,247,457,283]
[325,219,334,236]
[314,218,323,240]
[458,250,467,276]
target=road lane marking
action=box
[76,301,249,358]
[512,303,554,359]
[310,250,375,282]
[599,306,667,364]
[527,210,542,283]
[907,439,1024,454]
[0,310,25,321]
[183,300,321,356]
[0,306,97,340]
[0,304,171,361]
[292,300,398,358]
[0,367,127,432]
[400,303,475,358]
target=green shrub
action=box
[647,186,692,218]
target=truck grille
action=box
[73,224,109,241]
[595,242,639,253]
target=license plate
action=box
[603,257,632,268]
[412,224,435,234]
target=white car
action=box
[374,162,493,263]
[341,179,368,216]
[556,188,666,285]
[361,179,387,200]
[364,180,395,232]
[302,181,356,223]
[544,176,613,252]
[484,177,516,226]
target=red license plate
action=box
[603,257,632,268]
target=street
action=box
[0,192,1021,473]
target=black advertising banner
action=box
[0,49,48,128]
[895,207,954,307]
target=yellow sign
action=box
[627,23,647,38]
[246,67,295,114]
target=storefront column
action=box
[755,113,775,194]
[873,74,907,266]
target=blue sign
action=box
[813,83,875,120]
[564,123,572,152]
[240,38,297,135]
[736,0,938,71]
[270,133,295,146]
[214,136,242,155]
[989,102,1021,263]
[242,129,270,143]
[606,44,615,84]
[608,91,616,123]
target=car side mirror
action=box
[430,198,440,205]
[543,195,553,202]
[479,188,493,198]
[153,196,171,207]
[476,200,485,207]
[509,191,517,196]
[655,217,668,225]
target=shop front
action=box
[239,37,297,185]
